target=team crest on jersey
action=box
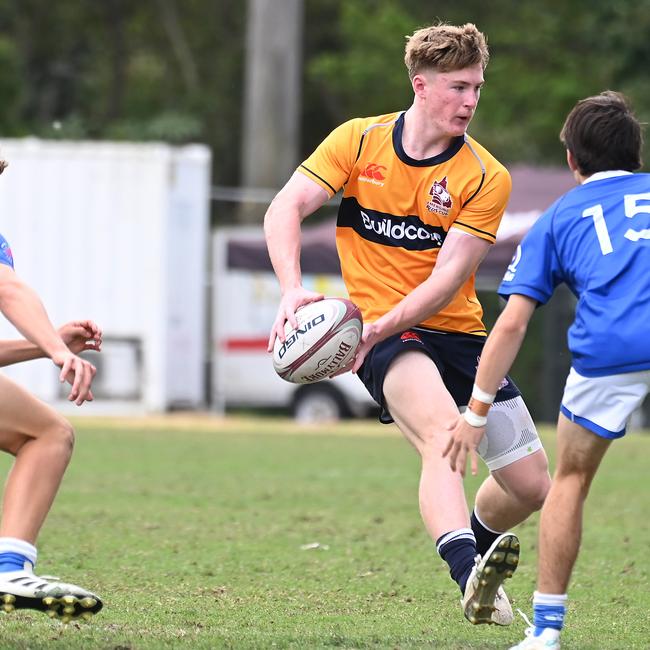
[426,176,453,216]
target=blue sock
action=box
[0,552,31,573]
[436,528,477,594]
[533,591,567,634]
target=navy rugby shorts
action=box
[358,327,521,424]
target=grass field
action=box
[0,415,648,649]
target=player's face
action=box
[420,65,484,137]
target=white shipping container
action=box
[0,138,211,413]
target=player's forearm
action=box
[0,280,68,359]
[474,327,524,396]
[0,339,44,366]
[372,268,459,340]
[473,299,535,395]
[370,230,490,342]
[264,200,303,293]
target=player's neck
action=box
[401,107,455,160]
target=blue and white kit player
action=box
[443,91,650,650]
[0,225,103,622]
[502,171,650,436]
[503,171,650,649]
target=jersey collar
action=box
[392,112,465,167]
[583,170,633,184]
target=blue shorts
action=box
[358,327,521,424]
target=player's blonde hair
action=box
[404,22,489,79]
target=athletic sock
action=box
[470,508,502,557]
[436,528,477,594]
[533,591,567,636]
[0,537,37,573]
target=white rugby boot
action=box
[0,566,102,622]
[461,532,520,625]
[509,626,561,649]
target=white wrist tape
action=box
[472,384,496,404]
[463,409,488,428]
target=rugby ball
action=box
[272,298,363,384]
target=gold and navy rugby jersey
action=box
[298,111,512,336]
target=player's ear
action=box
[412,73,428,98]
[566,149,577,172]
[566,150,585,183]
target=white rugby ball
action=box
[273,298,363,384]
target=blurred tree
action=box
[302,0,650,168]
[0,0,648,187]
[0,0,245,184]
[0,34,24,133]
[307,3,415,124]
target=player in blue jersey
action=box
[0,158,104,621]
[443,91,649,649]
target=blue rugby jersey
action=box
[499,171,650,377]
[0,234,14,269]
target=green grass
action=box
[0,415,648,649]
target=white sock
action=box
[0,537,38,568]
[534,591,568,606]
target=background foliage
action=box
[0,0,648,187]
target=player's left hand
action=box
[442,416,486,477]
[51,350,97,405]
[58,320,103,355]
[329,323,379,378]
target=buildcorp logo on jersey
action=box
[360,210,443,247]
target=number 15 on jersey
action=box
[582,192,650,255]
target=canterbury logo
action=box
[360,163,387,182]
[400,331,422,343]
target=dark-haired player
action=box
[445,90,649,649]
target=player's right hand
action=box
[442,416,485,478]
[58,320,103,355]
[51,350,97,406]
[267,287,324,352]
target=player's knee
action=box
[553,465,596,499]
[3,414,75,458]
[523,475,551,511]
[47,416,75,456]
[507,471,551,512]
